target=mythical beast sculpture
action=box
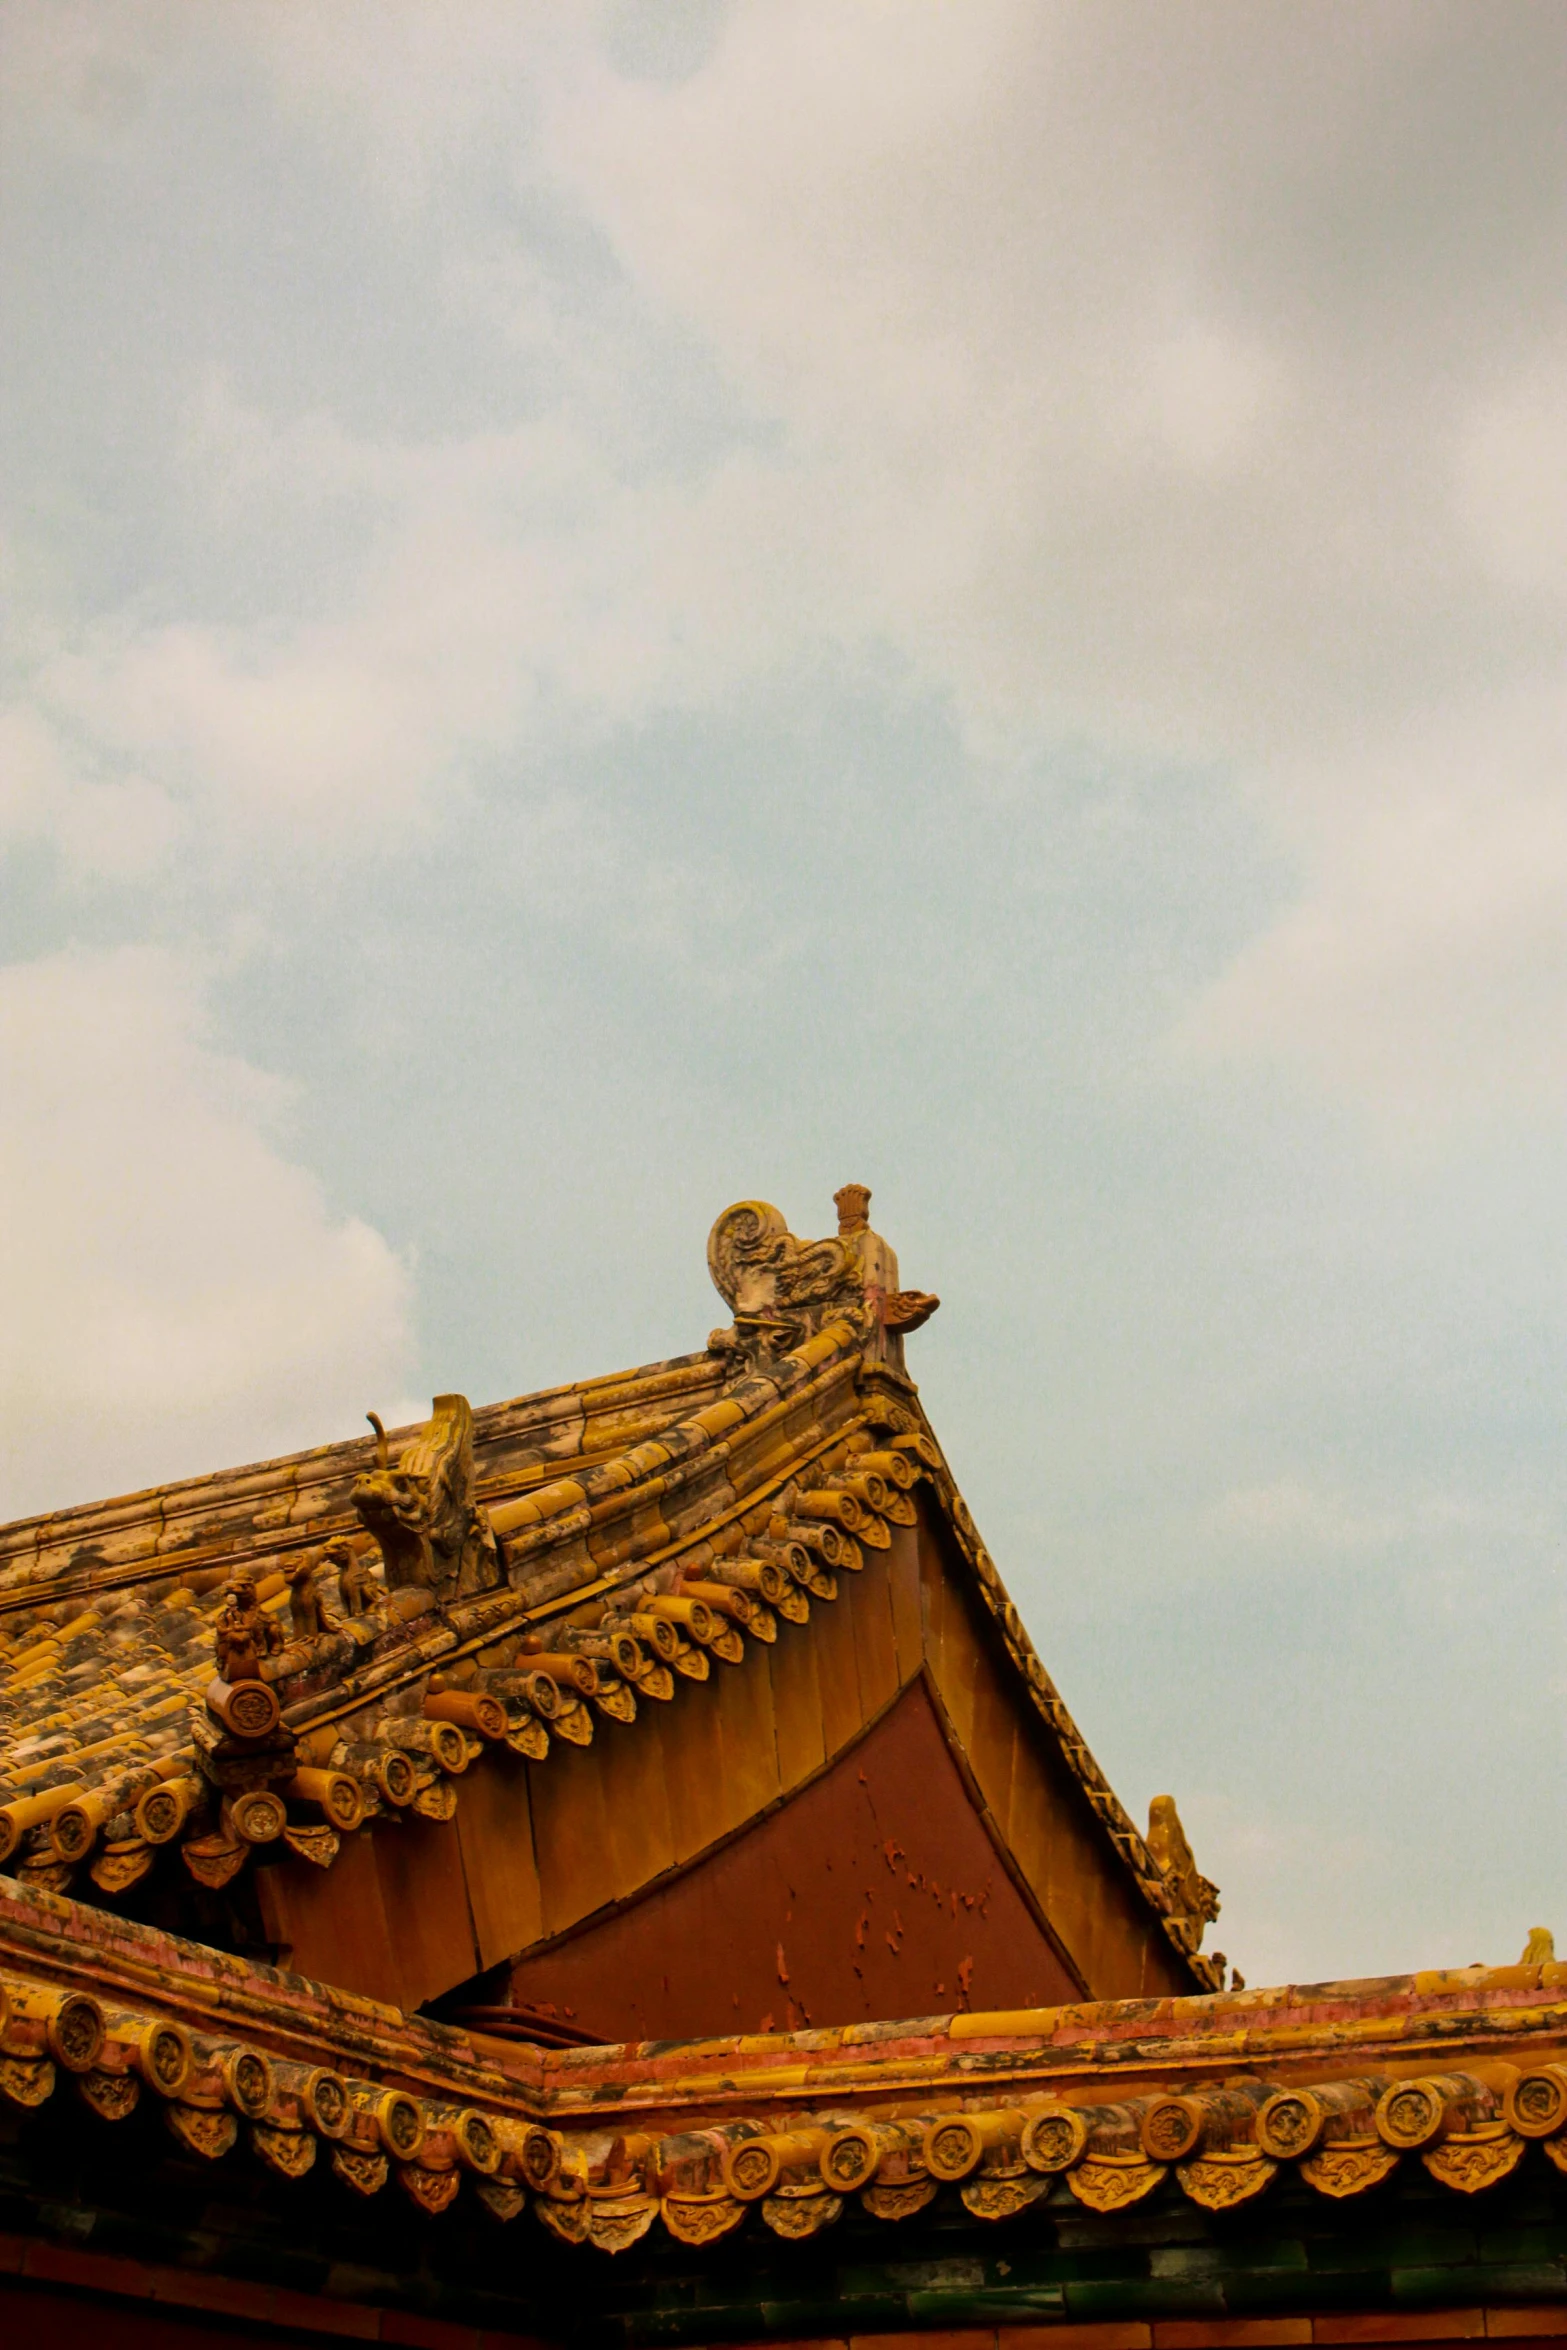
[1146,1793,1221,1953]
[707,1184,939,1373]
[351,1394,500,1602]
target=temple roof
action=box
[0,1189,1219,1999]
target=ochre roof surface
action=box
[0,1193,1217,1998]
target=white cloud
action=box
[525,5,1567,1115]
[1180,681,1567,1120]
[525,7,1421,747]
[1206,1478,1401,1556]
[0,702,179,881]
[1182,1791,1397,1988]
[14,386,862,849]
[1456,344,1567,599]
[10,2,1567,1120]
[0,946,415,1518]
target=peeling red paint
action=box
[505,1680,1085,2038]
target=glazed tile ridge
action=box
[0,1349,732,1603]
[2,1879,1566,2245]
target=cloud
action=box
[528,4,1567,1111]
[0,702,179,881]
[1182,1791,1396,1988]
[1457,340,1567,598]
[10,2,1567,1115]
[0,946,415,1518]
[531,5,1553,740]
[19,7,1567,762]
[15,375,853,851]
[1179,680,1567,1121]
[1206,1478,1401,1556]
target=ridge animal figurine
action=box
[326,1535,381,1620]
[1146,1793,1221,1946]
[707,1185,939,1372]
[213,1573,283,1684]
[284,1549,343,1640]
[350,1396,500,1601]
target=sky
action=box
[3,0,1566,1991]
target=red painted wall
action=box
[12,2278,1567,2350]
[505,1675,1083,2040]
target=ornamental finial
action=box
[706,1187,938,1375]
[833,1182,872,1234]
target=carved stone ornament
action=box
[961,2172,1052,2221]
[333,1538,383,1619]
[0,2056,53,2109]
[252,2121,318,2180]
[862,2177,939,2220]
[90,1840,154,1896]
[225,1787,286,1845]
[535,2195,591,2245]
[660,2192,746,2245]
[593,1677,639,1723]
[761,2188,844,2239]
[77,2068,140,2123]
[1423,2129,1525,2194]
[1177,2152,1278,2210]
[1146,1793,1220,1948]
[707,1200,864,1367]
[284,1550,342,1641]
[586,2193,658,2253]
[476,2178,527,2224]
[165,2103,239,2161]
[16,1858,75,1896]
[331,2145,389,2197]
[180,1834,249,1890]
[1022,2105,1090,2172]
[352,1396,500,1602]
[283,1823,341,1869]
[550,1696,597,1742]
[1066,2157,1167,2211]
[400,2163,462,2216]
[832,1182,940,1368]
[707,1188,939,1374]
[1300,2140,1400,2198]
[213,1574,283,1685]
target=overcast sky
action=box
[4,1,1566,1990]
